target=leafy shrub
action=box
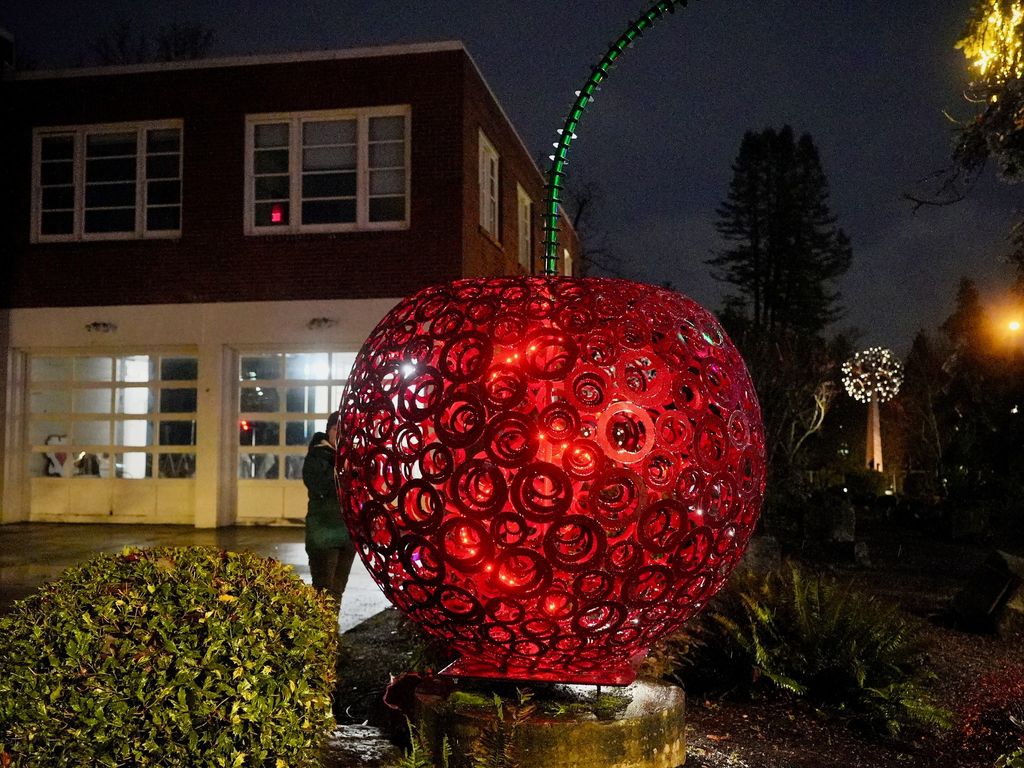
[959,664,1024,764]
[649,564,951,736]
[0,547,338,767]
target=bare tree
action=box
[94,19,215,65]
[563,176,623,277]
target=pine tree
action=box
[709,126,852,336]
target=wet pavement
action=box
[0,522,391,632]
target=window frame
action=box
[516,183,533,272]
[478,130,500,239]
[244,106,411,235]
[30,120,183,243]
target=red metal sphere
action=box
[336,276,766,685]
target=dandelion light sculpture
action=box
[842,347,903,473]
[334,1,767,686]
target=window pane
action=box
[73,452,110,478]
[86,157,136,183]
[286,385,331,413]
[160,388,197,413]
[286,420,318,446]
[72,388,112,414]
[114,420,151,446]
[303,146,356,171]
[31,422,69,447]
[85,208,136,233]
[240,356,281,380]
[159,420,196,446]
[86,132,136,157]
[285,353,330,379]
[239,421,279,446]
[116,452,153,479]
[303,120,355,146]
[254,123,289,148]
[302,199,355,225]
[285,455,305,479]
[239,453,279,479]
[41,211,74,235]
[30,389,71,414]
[41,135,74,161]
[331,353,358,379]
[146,129,180,154]
[255,175,289,201]
[254,149,289,174]
[147,180,181,205]
[369,143,404,168]
[42,187,75,209]
[40,162,73,186]
[240,386,279,412]
[370,169,405,195]
[85,182,136,208]
[159,453,195,478]
[369,116,405,141]
[146,207,180,231]
[161,357,198,381]
[254,202,289,227]
[302,172,355,199]
[115,387,154,414]
[369,197,406,222]
[146,155,180,180]
[74,420,111,445]
[76,357,113,382]
[117,356,155,383]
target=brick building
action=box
[0,42,578,527]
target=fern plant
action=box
[663,564,952,736]
[394,718,450,768]
[469,689,535,768]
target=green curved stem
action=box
[542,0,689,276]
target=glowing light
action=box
[958,1,1024,92]
[1010,320,1022,332]
[270,203,284,224]
[842,347,904,404]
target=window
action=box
[246,107,409,234]
[479,130,500,238]
[238,351,357,480]
[564,248,574,277]
[517,184,533,272]
[27,354,198,479]
[32,121,182,242]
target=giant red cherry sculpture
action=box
[335,275,766,684]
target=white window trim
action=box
[478,129,500,239]
[31,120,183,243]
[516,183,533,273]
[244,106,411,235]
[564,248,574,277]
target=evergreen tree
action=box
[709,126,852,336]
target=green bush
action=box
[652,564,951,736]
[0,547,338,767]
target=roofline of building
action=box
[13,40,465,80]
[12,38,570,231]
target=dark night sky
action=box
[3,0,1021,351]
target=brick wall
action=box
[1,48,469,308]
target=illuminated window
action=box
[516,184,533,272]
[246,107,409,234]
[479,130,500,238]
[32,121,182,242]
[27,354,198,479]
[564,248,574,277]
[237,351,357,480]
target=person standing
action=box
[302,412,355,612]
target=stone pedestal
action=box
[413,677,686,768]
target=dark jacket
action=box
[302,432,349,551]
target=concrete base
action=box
[414,677,685,768]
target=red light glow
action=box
[336,276,766,685]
